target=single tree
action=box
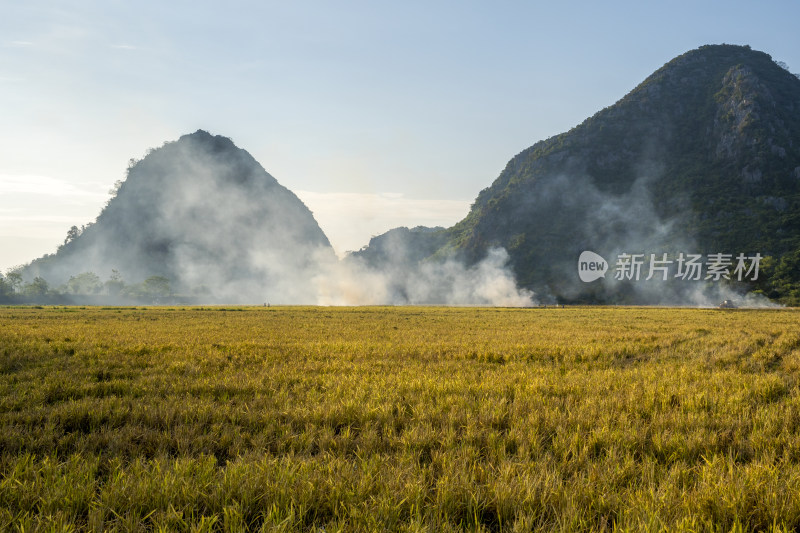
[23,277,49,297]
[105,269,125,296]
[0,275,11,296]
[64,225,81,245]
[5,268,23,294]
[142,276,171,299]
[66,272,102,294]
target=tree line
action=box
[0,269,176,304]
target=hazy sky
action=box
[2,0,800,273]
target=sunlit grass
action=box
[1,306,800,531]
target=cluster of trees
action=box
[752,250,800,306]
[775,60,800,79]
[0,268,173,303]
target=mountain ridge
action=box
[22,130,335,303]
[8,44,800,305]
[360,44,800,304]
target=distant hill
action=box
[349,226,449,268]
[24,130,334,302]
[359,44,800,304]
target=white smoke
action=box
[311,247,535,306]
[15,130,537,307]
[554,170,779,308]
[14,131,774,309]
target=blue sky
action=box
[2,0,800,272]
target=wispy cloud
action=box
[111,44,138,50]
[8,41,33,47]
[0,174,108,198]
[0,209,80,224]
[0,175,112,271]
[0,174,110,257]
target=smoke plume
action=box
[18,131,535,307]
[313,247,535,306]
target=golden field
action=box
[1,305,800,532]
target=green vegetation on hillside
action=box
[374,45,800,304]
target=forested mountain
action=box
[360,45,800,304]
[22,130,334,303]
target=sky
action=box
[2,0,800,273]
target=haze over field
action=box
[6,44,800,306]
[2,1,800,272]
[19,131,535,306]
